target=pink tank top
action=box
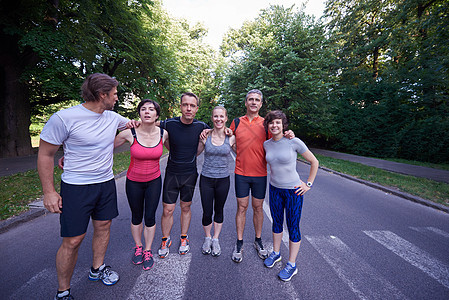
[126,128,163,182]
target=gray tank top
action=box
[201,135,231,178]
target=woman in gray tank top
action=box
[197,106,236,256]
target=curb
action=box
[297,159,449,214]
[0,208,47,234]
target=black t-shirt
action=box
[160,117,209,175]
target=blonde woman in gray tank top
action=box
[197,106,236,256]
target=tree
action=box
[220,5,334,143]
[1,0,219,157]
[0,0,48,157]
[324,0,449,162]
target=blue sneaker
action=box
[278,263,298,282]
[264,251,282,268]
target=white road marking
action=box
[305,235,408,300]
[424,227,449,239]
[127,253,192,300]
[410,226,449,239]
[10,268,84,299]
[409,226,449,237]
[364,230,449,289]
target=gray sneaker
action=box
[54,290,74,300]
[88,264,119,286]
[254,239,269,259]
[231,243,243,263]
[202,237,212,255]
[158,236,172,258]
[211,238,221,257]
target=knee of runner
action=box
[163,205,175,215]
[180,204,192,213]
[62,236,84,249]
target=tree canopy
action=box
[1,0,447,163]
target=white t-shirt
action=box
[40,104,128,184]
[264,137,308,189]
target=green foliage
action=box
[324,0,449,163]
[221,5,335,143]
[2,0,221,141]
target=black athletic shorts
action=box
[59,179,118,237]
[163,172,198,204]
[234,174,267,199]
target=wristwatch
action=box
[306,181,313,187]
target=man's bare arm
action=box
[37,139,63,213]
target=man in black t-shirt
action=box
[158,92,209,258]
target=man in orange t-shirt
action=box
[229,89,270,263]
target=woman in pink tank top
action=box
[114,99,169,271]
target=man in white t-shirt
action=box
[38,73,133,300]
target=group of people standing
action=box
[37,73,318,300]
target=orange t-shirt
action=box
[230,115,269,177]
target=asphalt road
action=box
[1,154,448,299]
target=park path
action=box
[310,148,449,184]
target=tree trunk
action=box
[0,30,34,157]
[372,46,379,79]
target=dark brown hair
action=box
[81,73,118,102]
[263,110,289,132]
[137,99,161,119]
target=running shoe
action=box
[158,236,172,258]
[179,235,190,255]
[54,290,74,300]
[132,245,143,265]
[264,251,282,268]
[88,264,119,286]
[231,243,243,263]
[254,239,269,259]
[211,238,221,257]
[278,263,298,282]
[142,250,154,270]
[202,237,212,255]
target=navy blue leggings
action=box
[125,177,162,227]
[199,175,230,226]
[269,184,304,242]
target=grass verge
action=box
[314,154,449,207]
[1,151,131,221]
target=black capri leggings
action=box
[125,176,162,227]
[199,175,230,226]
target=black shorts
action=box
[60,179,118,237]
[234,174,267,199]
[163,172,198,204]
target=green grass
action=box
[1,149,169,221]
[1,151,131,220]
[314,154,449,207]
[0,167,63,220]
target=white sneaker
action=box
[211,238,221,257]
[202,237,212,255]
